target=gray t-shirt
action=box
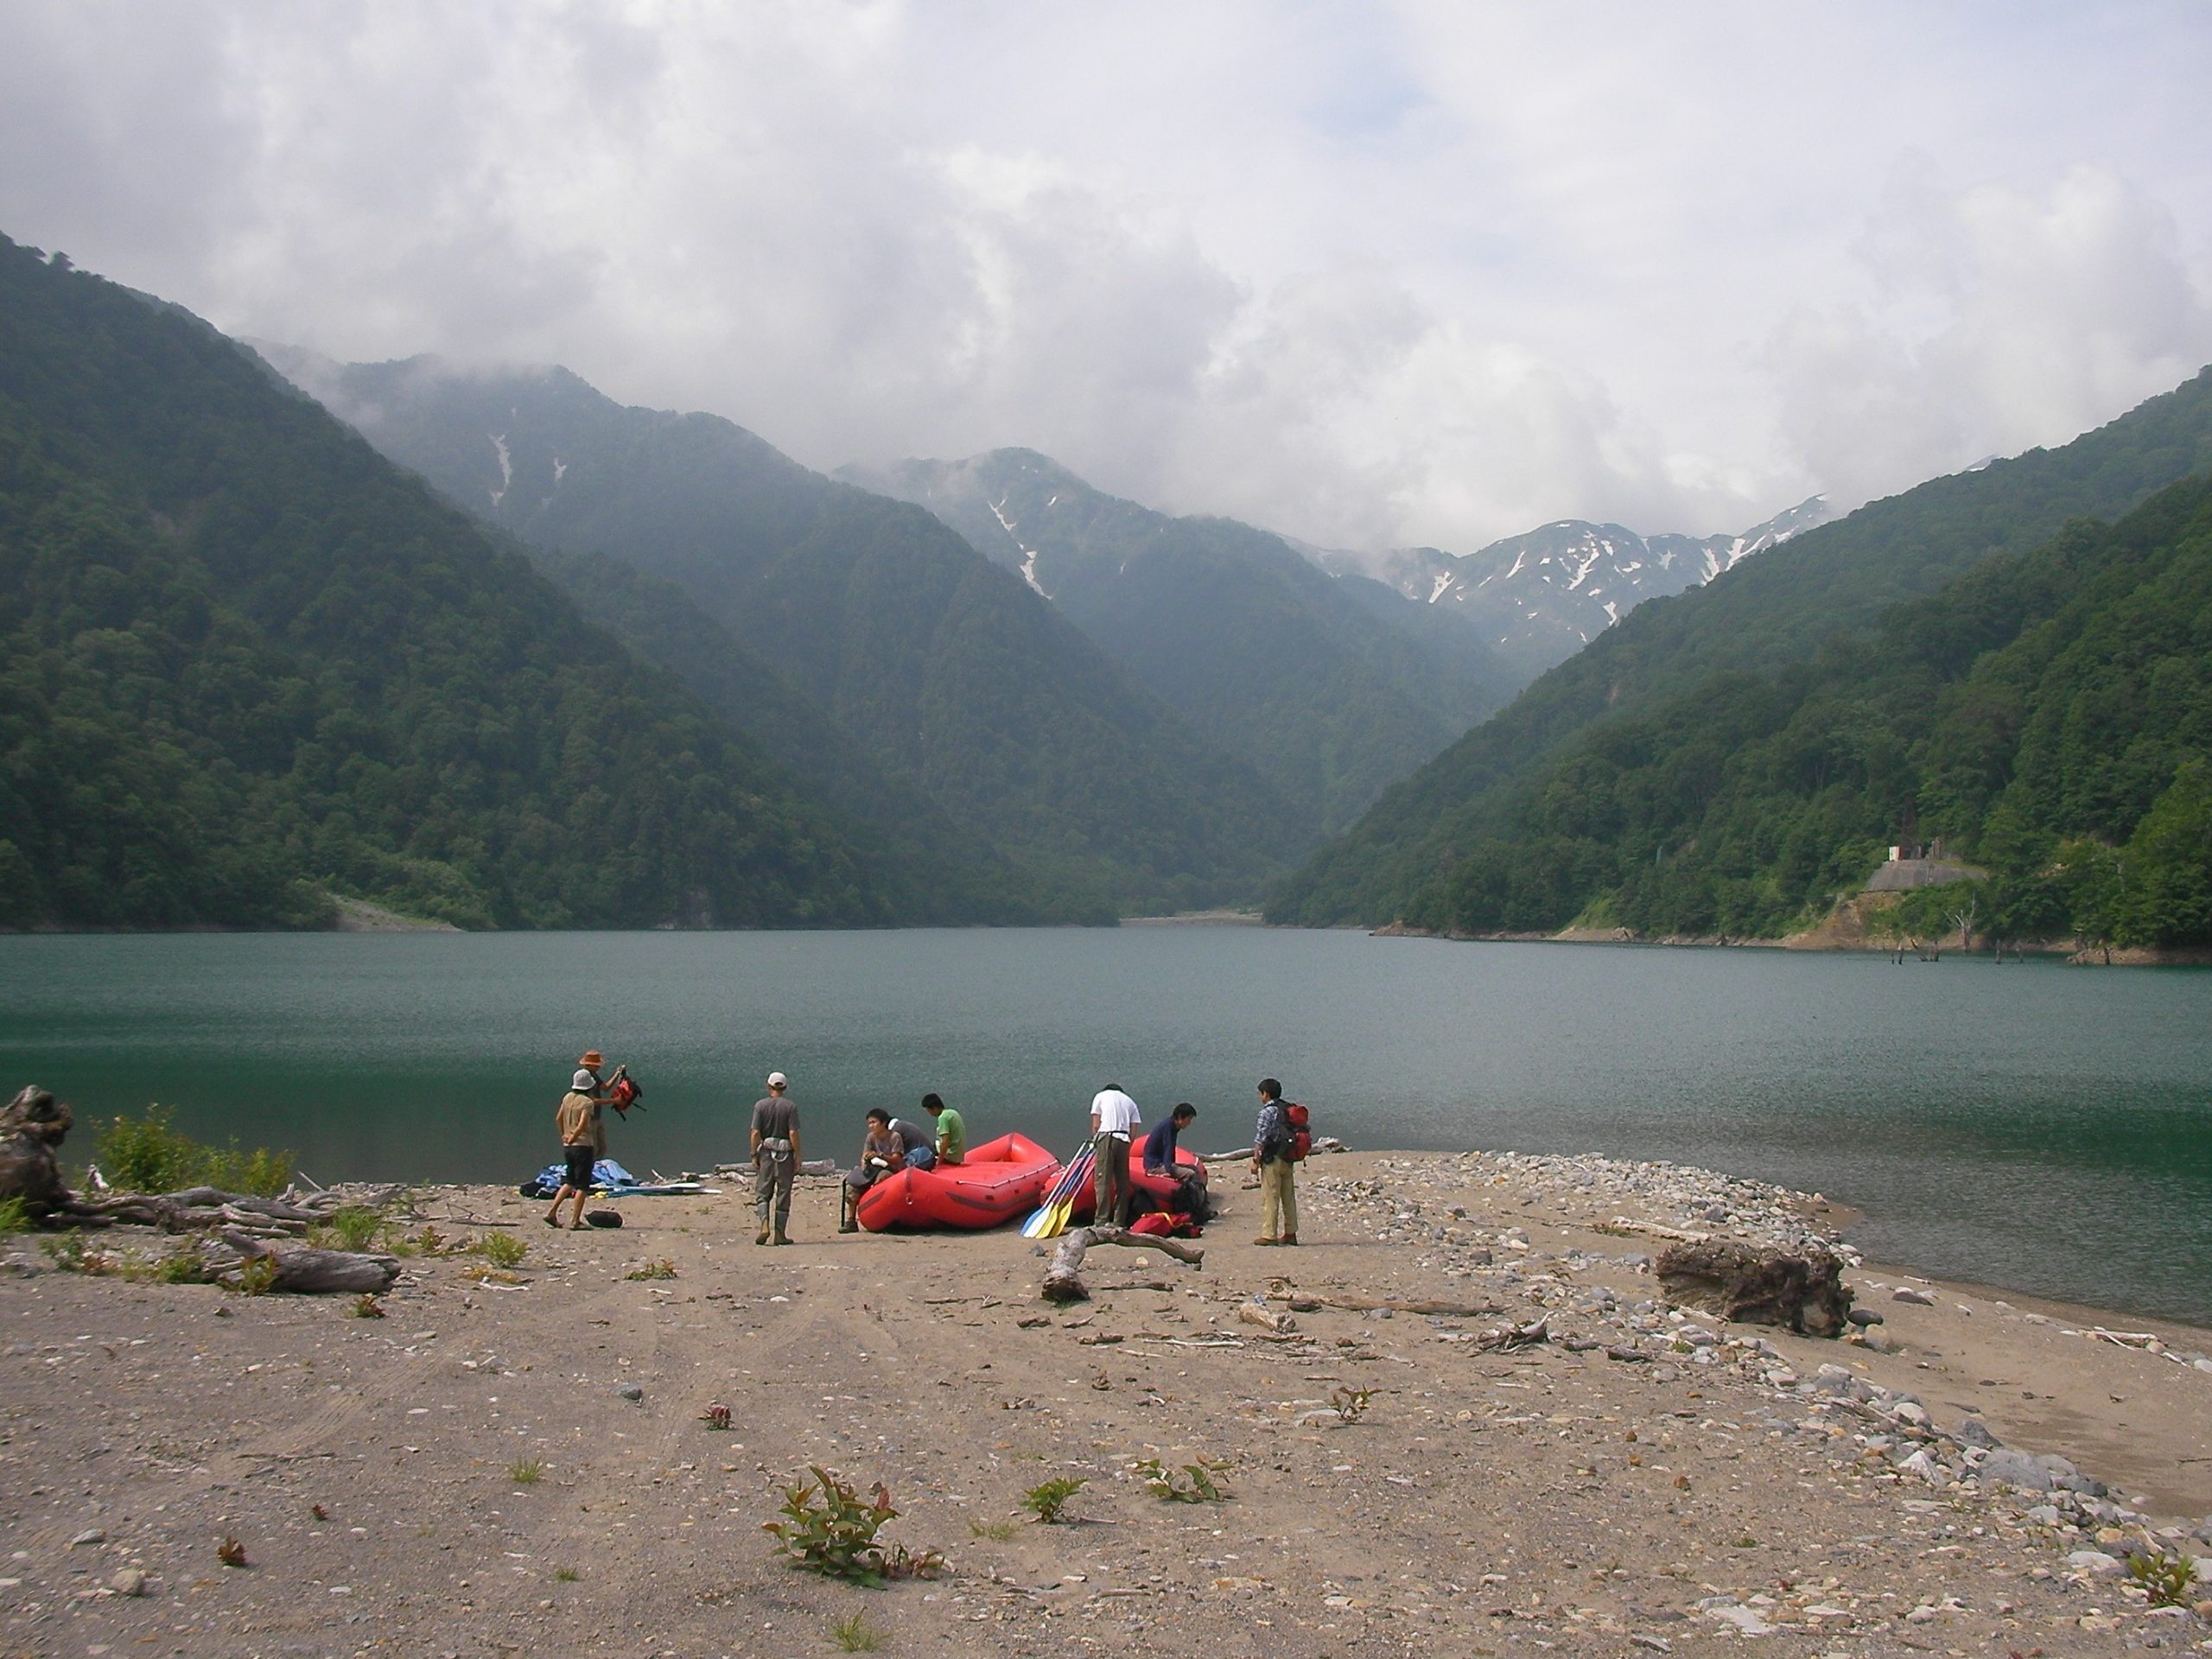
[888,1117,932,1156]
[752,1095,798,1149]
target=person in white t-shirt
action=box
[1089,1084,1142,1229]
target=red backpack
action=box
[1284,1102,1312,1161]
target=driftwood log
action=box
[1267,1284,1503,1319]
[0,1085,76,1214]
[1041,1224,1205,1303]
[1656,1238,1853,1338]
[219,1230,400,1294]
[63,1187,339,1235]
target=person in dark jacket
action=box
[1141,1103,1204,1216]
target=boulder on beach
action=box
[1656,1237,1854,1337]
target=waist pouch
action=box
[760,1137,793,1154]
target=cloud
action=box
[1769,162,2212,509]
[1,2,2208,550]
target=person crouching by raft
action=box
[546,1049,613,1230]
[842,1109,904,1233]
[1252,1077,1297,1246]
[1142,1102,1205,1218]
[751,1071,801,1246]
[923,1092,965,1166]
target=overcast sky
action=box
[4,3,2210,551]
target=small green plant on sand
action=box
[699,1404,734,1431]
[763,1467,944,1586]
[309,1206,386,1253]
[969,1517,1017,1541]
[1331,1385,1377,1424]
[476,1231,528,1269]
[553,1567,579,1583]
[0,1195,28,1236]
[40,1233,109,1274]
[1134,1455,1230,1503]
[2131,1553,2198,1608]
[832,1611,886,1652]
[215,1535,247,1568]
[510,1459,544,1485]
[1020,1476,1086,1524]
[349,1293,385,1318]
[232,1255,279,1295]
[152,1244,211,1284]
[626,1258,677,1281]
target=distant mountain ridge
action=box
[1318,496,1833,674]
[265,352,1300,918]
[842,448,1520,835]
[1269,363,2212,928]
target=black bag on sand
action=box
[585,1210,624,1228]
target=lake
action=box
[3,929,2208,1322]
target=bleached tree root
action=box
[1041,1224,1204,1304]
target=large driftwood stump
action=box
[219,1230,399,1294]
[0,1085,75,1215]
[65,1187,338,1234]
[1040,1224,1205,1303]
[1656,1238,1853,1338]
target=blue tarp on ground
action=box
[519,1158,635,1198]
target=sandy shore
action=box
[5,1149,2211,1657]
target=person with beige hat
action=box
[545,1048,617,1230]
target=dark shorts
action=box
[562,1145,595,1188]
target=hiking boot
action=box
[754,1226,771,1245]
[1253,1236,1278,1246]
[1279,1234,1299,1247]
[772,1232,792,1246]
[839,1220,858,1234]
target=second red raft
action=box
[855,1132,1058,1232]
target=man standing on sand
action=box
[1090,1084,1141,1229]
[751,1072,802,1246]
[545,1049,612,1230]
[923,1092,965,1166]
[1251,1077,1297,1246]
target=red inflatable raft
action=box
[1071,1141,1207,1221]
[855,1132,1058,1232]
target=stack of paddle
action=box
[1020,1143,1097,1239]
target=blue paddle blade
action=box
[1021,1146,1096,1238]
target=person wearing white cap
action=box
[749,1072,802,1245]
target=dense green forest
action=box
[535,544,1056,923]
[849,448,1517,836]
[1366,476,2212,949]
[0,234,896,930]
[275,356,1301,916]
[1271,365,2212,927]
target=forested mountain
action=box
[265,353,1297,917]
[842,448,1517,835]
[1271,365,2212,926]
[1321,496,1832,677]
[1364,475,2212,948]
[0,235,898,930]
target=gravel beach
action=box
[5,1148,2211,1657]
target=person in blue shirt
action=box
[1141,1102,1203,1217]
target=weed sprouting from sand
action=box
[1020,1477,1085,1524]
[1330,1385,1377,1424]
[510,1459,545,1485]
[216,1535,247,1568]
[310,1206,386,1253]
[1133,1456,1230,1503]
[311,1503,329,1522]
[41,1233,111,1275]
[234,1255,278,1295]
[0,1196,27,1236]
[832,1611,886,1651]
[626,1258,677,1281]
[699,1404,734,1431]
[764,1467,944,1586]
[2132,1553,2198,1607]
[553,1567,580,1582]
[349,1294,385,1318]
[968,1518,1017,1541]
[152,1244,210,1284]
[475,1230,527,1268]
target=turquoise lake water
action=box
[1,929,2207,1321]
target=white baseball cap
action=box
[766,1071,787,1088]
